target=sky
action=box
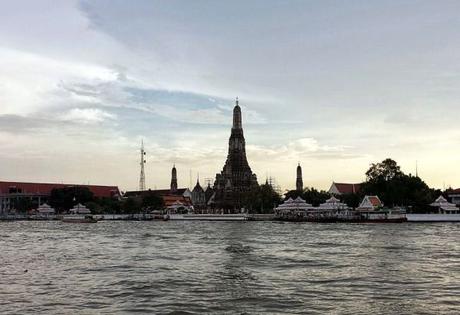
[1,0,460,192]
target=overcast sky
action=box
[1,0,459,192]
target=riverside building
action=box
[0,181,120,214]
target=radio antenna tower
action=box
[139,139,146,191]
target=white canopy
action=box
[325,196,340,203]
[319,196,349,210]
[69,203,91,214]
[37,203,55,214]
[430,196,456,207]
[275,196,313,212]
[430,195,459,212]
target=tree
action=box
[49,186,94,213]
[85,201,103,214]
[242,183,282,213]
[361,158,438,211]
[366,158,402,182]
[303,188,330,206]
[122,197,141,214]
[341,193,361,208]
[284,188,330,207]
[284,190,303,200]
[141,192,164,211]
[12,197,35,213]
[95,197,122,214]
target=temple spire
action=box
[170,164,178,193]
[296,163,303,192]
[232,97,242,129]
[213,96,257,211]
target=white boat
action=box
[166,213,249,221]
[62,203,97,223]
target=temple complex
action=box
[213,98,258,211]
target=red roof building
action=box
[357,195,383,211]
[162,195,192,207]
[328,182,362,195]
[0,181,120,198]
[0,180,121,214]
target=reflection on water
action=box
[0,221,459,314]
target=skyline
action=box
[1,0,460,191]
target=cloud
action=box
[247,137,359,162]
[58,78,268,125]
[59,108,117,124]
[1,1,460,190]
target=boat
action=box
[62,203,97,223]
[151,210,169,220]
[166,213,248,221]
[163,200,249,221]
[62,215,97,223]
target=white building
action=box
[430,196,459,214]
[357,195,383,211]
[318,196,350,211]
[448,188,460,206]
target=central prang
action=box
[213,98,258,212]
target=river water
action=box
[0,221,459,314]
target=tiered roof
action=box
[319,196,349,210]
[69,203,91,214]
[275,196,313,212]
[36,203,55,214]
[430,196,459,211]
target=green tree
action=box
[95,197,122,214]
[361,158,438,211]
[49,186,94,213]
[284,188,330,207]
[303,188,330,206]
[141,191,164,211]
[12,197,35,213]
[284,190,303,200]
[122,197,141,214]
[85,201,103,214]
[366,158,402,182]
[341,193,361,208]
[242,183,282,213]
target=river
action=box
[0,221,459,314]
